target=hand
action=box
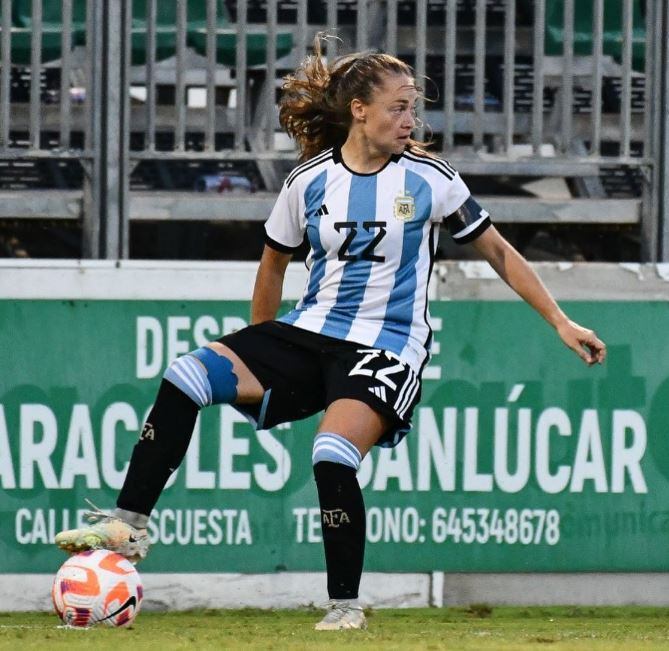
[556,320,607,366]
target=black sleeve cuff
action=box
[264,232,301,253]
[453,217,492,245]
[446,196,493,245]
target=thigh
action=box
[218,321,327,429]
[318,399,391,457]
[325,346,422,448]
[206,342,264,403]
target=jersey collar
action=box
[333,145,403,176]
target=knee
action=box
[312,432,362,472]
[163,346,238,409]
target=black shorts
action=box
[218,321,422,448]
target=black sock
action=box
[313,460,366,600]
[116,380,199,516]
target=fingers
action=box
[573,340,595,365]
[581,331,607,366]
[558,321,606,366]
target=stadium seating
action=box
[179,0,293,66]
[5,0,292,67]
[129,1,181,66]
[0,0,657,262]
[7,0,86,65]
[544,0,646,71]
[187,26,294,67]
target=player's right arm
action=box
[254,171,306,324]
[251,244,293,324]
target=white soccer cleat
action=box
[55,501,150,564]
[314,600,368,630]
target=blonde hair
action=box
[280,36,431,162]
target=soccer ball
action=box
[52,549,143,627]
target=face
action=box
[352,73,418,155]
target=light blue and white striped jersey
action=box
[264,146,491,373]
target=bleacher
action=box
[0,0,665,261]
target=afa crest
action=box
[393,190,415,222]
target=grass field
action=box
[2,606,669,650]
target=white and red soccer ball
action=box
[52,549,143,627]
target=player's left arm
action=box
[469,225,607,366]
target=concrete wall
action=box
[5,571,669,611]
[1,260,668,611]
[1,259,668,301]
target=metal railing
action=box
[0,0,667,260]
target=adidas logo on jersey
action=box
[316,204,329,217]
[368,385,387,402]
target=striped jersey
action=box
[264,146,492,373]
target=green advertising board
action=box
[0,300,664,574]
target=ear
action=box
[350,98,367,123]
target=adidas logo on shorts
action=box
[368,385,387,402]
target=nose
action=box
[403,108,416,129]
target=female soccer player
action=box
[56,39,606,630]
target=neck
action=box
[340,133,392,174]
